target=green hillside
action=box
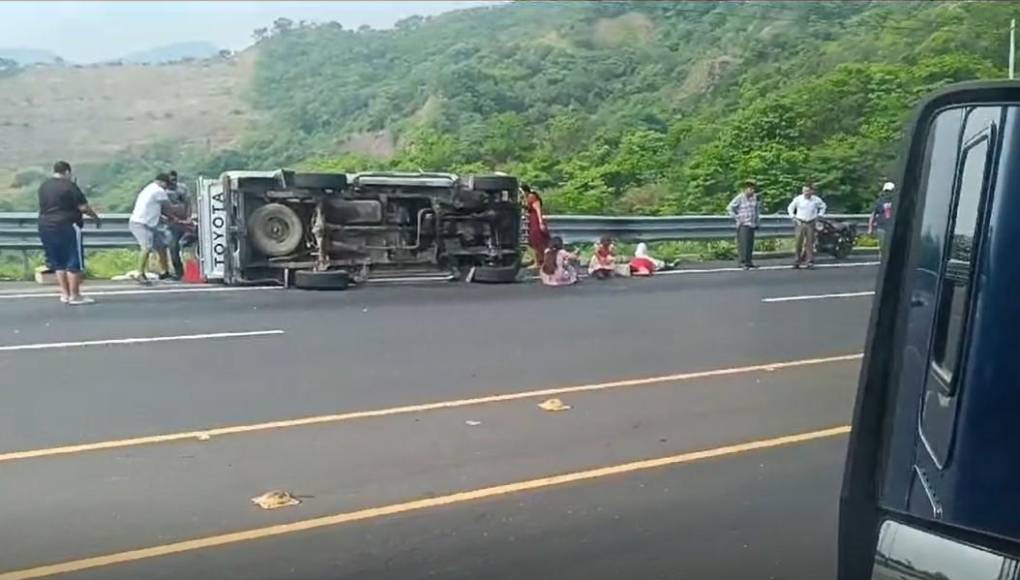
[5,1,1016,214]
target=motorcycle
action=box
[813,217,857,259]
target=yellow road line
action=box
[0,425,851,580]
[0,353,862,464]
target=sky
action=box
[0,1,497,63]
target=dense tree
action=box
[16,1,1013,214]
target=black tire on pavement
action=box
[248,203,304,257]
[469,261,521,284]
[465,175,518,192]
[290,172,348,191]
[293,269,351,290]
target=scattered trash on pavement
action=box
[538,398,571,412]
[251,490,301,510]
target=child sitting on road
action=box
[588,235,616,279]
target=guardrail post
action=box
[21,249,30,280]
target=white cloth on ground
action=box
[635,243,665,269]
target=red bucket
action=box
[183,258,203,283]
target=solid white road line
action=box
[0,330,285,352]
[761,290,875,303]
[0,261,879,300]
[0,286,280,300]
[658,261,879,276]
[524,260,880,281]
[0,284,216,295]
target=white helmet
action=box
[882,181,895,192]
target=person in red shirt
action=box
[629,242,664,276]
[523,184,551,269]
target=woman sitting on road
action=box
[629,242,665,276]
[540,236,579,286]
[588,235,616,279]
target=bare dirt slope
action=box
[0,51,260,171]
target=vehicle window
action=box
[930,136,989,386]
[913,109,965,270]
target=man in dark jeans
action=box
[37,161,101,304]
[727,180,762,270]
[868,181,895,261]
[165,170,192,280]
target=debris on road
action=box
[465,420,482,426]
[538,398,571,412]
[111,270,160,281]
[251,490,301,510]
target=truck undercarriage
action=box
[199,171,522,288]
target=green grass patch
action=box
[0,248,140,281]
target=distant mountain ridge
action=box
[0,48,61,65]
[0,42,222,66]
[121,41,221,64]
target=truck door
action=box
[839,82,1020,579]
[196,176,227,281]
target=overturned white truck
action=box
[196,170,522,289]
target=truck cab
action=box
[840,81,1020,579]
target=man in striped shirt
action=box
[727,180,762,270]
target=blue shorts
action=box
[39,224,85,273]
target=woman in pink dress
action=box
[540,236,579,286]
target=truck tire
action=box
[468,261,521,284]
[248,203,304,257]
[465,175,518,192]
[289,172,348,191]
[294,269,350,290]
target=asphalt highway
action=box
[0,259,878,580]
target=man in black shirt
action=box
[165,170,192,280]
[37,161,101,304]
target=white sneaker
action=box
[68,296,96,306]
[59,296,70,304]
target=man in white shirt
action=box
[128,173,172,284]
[787,183,827,268]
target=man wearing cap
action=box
[869,181,895,261]
[128,173,173,284]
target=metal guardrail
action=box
[548,214,870,244]
[0,212,870,250]
[0,212,134,250]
